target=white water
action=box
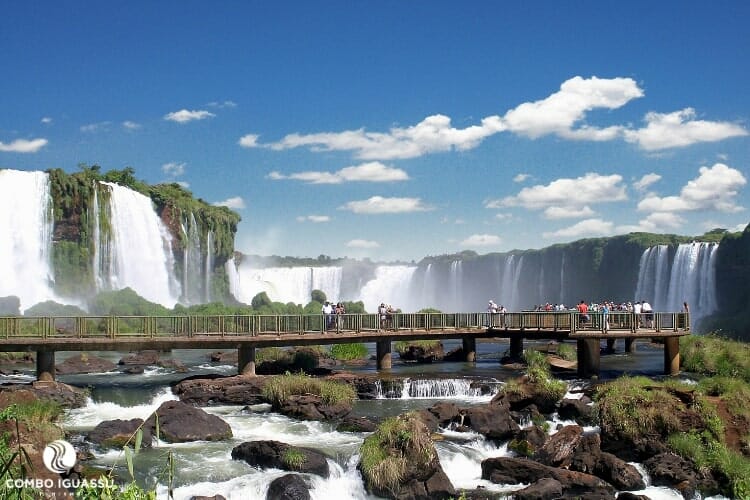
[373,378,499,401]
[0,169,56,310]
[226,262,343,305]
[204,231,213,302]
[98,182,180,307]
[635,242,718,322]
[356,265,417,313]
[180,214,202,305]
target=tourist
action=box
[322,301,334,331]
[577,300,589,328]
[378,303,388,331]
[335,302,345,332]
[633,300,642,329]
[601,301,610,332]
[487,300,497,326]
[683,302,690,313]
[641,300,653,328]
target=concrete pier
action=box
[664,337,680,376]
[509,336,523,359]
[36,351,55,382]
[462,337,476,362]
[577,339,600,377]
[238,345,256,376]
[625,338,636,353]
[376,340,392,370]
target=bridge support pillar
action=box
[625,338,636,353]
[462,337,476,362]
[376,340,392,370]
[606,338,616,352]
[509,336,523,360]
[664,337,680,376]
[36,351,55,382]
[577,339,600,378]
[238,345,256,376]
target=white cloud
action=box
[0,138,48,153]
[501,76,643,140]
[164,109,215,123]
[460,234,502,247]
[176,181,190,189]
[207,100,237,108]
[296,215,330,223]
[731,222,749,232]
[513,173,530,183]
[616,212,686,233]
[162,162,186,178]
[123,121,141,130]
[624,108,748,151]
[494,213,513,220]
[633,173,661,191]
[41,117,53,124]
[497,173,627,211]
[212,196,246,209]
[543,218,615,239]
[637,163,747,213]
[543,205,596,219]
[346,239,380,248]
[339,196,432,214]
[268,162,409,184]
[80,121,111,133]
[238,134,259,148]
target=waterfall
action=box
[0,169,56,309]
[373,378,500,399]
[357,265,417,313]
[204,231,213,302]
[634,245,671,309]
[560,253,565,306]
[227,264,343,305]
[665,242,718,320]
[497,255,525,310]
[180,214,203,305]
[449,261,463,308]
[98,182,181,307]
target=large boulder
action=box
[557,397,594,425]
[276,394,351,421]
[398,342,445,363]
[595,452,646,491]
[143,400,232,443]
[0,381,87,408]
[119,350,161,366]
[644,452,719,499]
[266,474,310,500]
[481,457,615,497]
[88,418,150,449]
[231,440,329,477]
[427,402,462,428]
[172,374,267,406]
[491,379,559,415]
[56,353,117,375]
[464,405,520,441]
[513,477,563,500]
[533,425,582,467]
[336,416,377,433]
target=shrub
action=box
[681,335,750,382]
[282,448,307,470]
[261,372,356,407]
[330,343,369,361]
[394,340,440,355]
[556,343,577,361]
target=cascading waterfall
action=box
[227,264,343,305]
[634,242,718,321]
[98,182,181,307]
[0,169,56,309]
[357,265,418,313]
[204,231,213,303]
[449,260,463,308]
[634,245,671,308]
[180,214,203,305]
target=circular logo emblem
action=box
[42,439,76,474]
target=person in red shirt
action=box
[577,300,589,328]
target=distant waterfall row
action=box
[0,169,215,310]
[634,242,719,322]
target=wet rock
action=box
[277,393,351,421]
[0,381,87,408]
[513,477,563,500]
[569,433,601,474]
[616,493,651,500]
[558,396,594,425]
[191,496,226,500]
[398,342,445,363]
[508,425,547,457]
[595,452,645,491]
[464,405,520,441]
[209,351,237,363]
[533,425,582,467]
[266,474,310,500]
[56,354,116,375]
[122,366,145,374]
[491,379,558,415]
[172,374,266,406]
[481,457,615,497]
[427,401,462,427]
[336,416,377,433]
[143,400,232,443]
[644,452,719,499]
[88,419,150,449]
[443,346,465,362]
[232,440,329,477]
[119,350,161,366]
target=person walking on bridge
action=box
[577,300,589,329]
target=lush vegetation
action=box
[681,335,750,381]
[394,340,440,355]
[261,372,356,407]
[520,349,568,401]
[329,343,369,361]
[359,412,435,496]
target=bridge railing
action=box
[0,311,689,339]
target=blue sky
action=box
[2,1,749,261]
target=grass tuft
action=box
[330,343,369,361]
[261,372,356,407]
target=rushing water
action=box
[0,339,702,500]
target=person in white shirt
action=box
[633,301,642,328]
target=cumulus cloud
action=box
[633,173,662,191]
[268,162,409,184]
[162,162,186,178]
[212,196,246,209]
[637,163,747,213]
[346,239,380,248]
[41,117,53,124]
[207,100,237,108]
[543,205,596,219]
[339,196,432,214]
[296,215,330,223]
[502,76,643,140]
[238,134,259,148]
[460,234,502,247]
[616,212,686,233]
[543,218,615,239]
[123,121,141,130]
[164,109,215,123]
[624,108,747,151]
[0,138,48,153]
[495,173,627,212]
[513,173,530,183]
